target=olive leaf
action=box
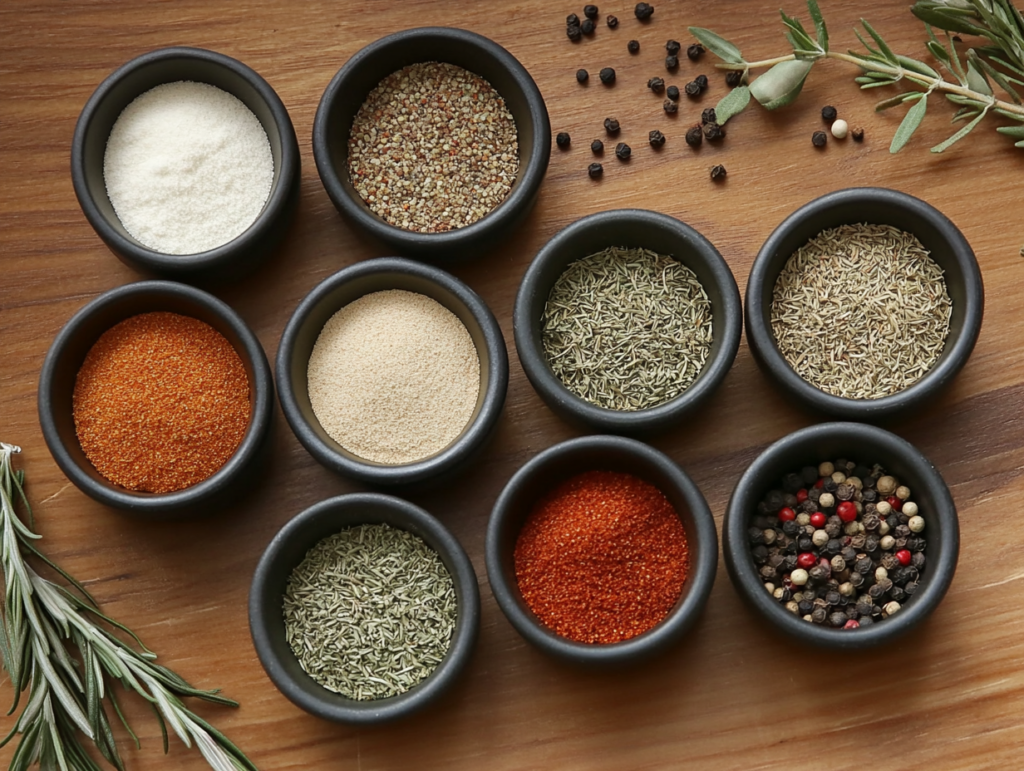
[714,86,751,124]
[890,93,929,153]
[749,59,814,110]
[687,26,745,64]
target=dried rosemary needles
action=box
[771,224,952,400]
[542,247,713,411]
[283,524,457,701]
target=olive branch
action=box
[690,0,1024,153]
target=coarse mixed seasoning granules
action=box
[72,312,251,493]
[347,62,519,234]
[514,470,690,644]
[306,289,480,465]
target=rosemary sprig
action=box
[690,0,1024,153]
[0,442,258,771]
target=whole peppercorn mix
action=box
[514,470,689,644]
[73,312,250,494]
[750,459,927,629]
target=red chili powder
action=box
[72,311,251,494]
[513,470,690,644]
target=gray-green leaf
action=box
[749,59,814,110]
[931,106,989,152]
[807,0,829,52]
[997,123,1024,137]
[890,93,928,153]
[966,59,994,95]
[687,27,744,64]
[714,86,751,125]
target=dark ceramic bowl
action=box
[276,257,509,486]
[514,209,742,436]
[745,187,983,421]
[37,280,274,518]
[71,46,300,283]
[485,435,718,666]
[249,493,480,725]
[723,422,959,649]
[312,27,550,262]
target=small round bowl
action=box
[745,187,984,421]
[514,209,742,436]
[723,422,959,650]
[37,280,274,518]
[485,435,718,666]
[71,46,301,283]
[249,493,480,725]
[276,257,509,486]
[312,27,550,262]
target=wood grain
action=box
[3,1,1024,769]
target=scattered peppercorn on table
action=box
[2,1,1023,769]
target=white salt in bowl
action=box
[71,46,300,284]
[276,257,509,487]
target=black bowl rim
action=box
[745,187,984,420]
[723,421,960,649]
[36,279,274,514]
[513,208,742,433]
[275,256,509,485]
[312,26,550,252]
[485,434,719,665]
[70,45,300,273]
[248,492,480,724]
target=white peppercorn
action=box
[902,501,919,517]
[831,119,849,139]
[878,520,891,536]
[880,535,896,550]
[876,500,892,516]
[796,512,811,527]
[819,492,835,508]
[883,600,901,616]
[847,476,863,490]
[786,600,800,614]
[877,475,897,495]
[790,568,809,586]
[831,471,847,484]
[844,521,861,536]
[819,461,835,477]
[908,515,926,533]
[764,529,777,545]
[839,581,855,597]
[812,529,829,547]
[896,485,911,500]
[875,566,888,582]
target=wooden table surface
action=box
[4,1,1024,769]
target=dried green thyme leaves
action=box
[347,62,519,234]
[542,247,713,411]
[283,523,457,701]
[770,223,952,400]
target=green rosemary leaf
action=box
[996,106,1024,119]
[860,19,899,64]
[187,712,260,771]
[19,537,97,606]
[952,106,982,123]
[715,85,751,124]
[854,27,881,58]
[891,92,929,153]
[687,26,745,64]
[984,53,1024,78]
[107,685,140,750]
[875,92,922,111]
[997,123,1024,136]
[931,104,990,151]
[967,58,994,95]
[781,11,819,55]
[912,4,989,36]
[750,59,814,109]
[897,54,941,79]
[972,51,1022,101]
[860,79,902,89]
[807,0,829,52]
[927,39,951,65]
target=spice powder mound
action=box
[72,312,250,494]
[347,62,519,233]
[514,470,690,644]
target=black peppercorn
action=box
[766,490,784,511]
[759,565,777,581]
[587,162,603,179]
[701,107,717,125]
[665,55,679,71]
[823,478,838,493]
[710,164,727,181]
[684,80,701,98]
[584,4,599,19]
[782,473,802,494]
[812,130,828,147]
[753,545,770,565]
[599,67,616,84]
[704,122,725,141]
[567,13,580,25]
[615,142,631,160]
[781,520,799,537]
[590,139,604,153]
[666,40,681,55]
[695,74,709,90]
[663,99,678,115]
[798,599,814,615]
[829,611,848,628]
[748,526,765,545]
[606,14,618,28]
[556,132,571,148]
[666,84,680,101]
[581,18,596,34]
[649,129,666,147]
[725,70,742,87]
[627,39,640,54]
[687,43,705,61]
[635,2,654,20]
[822,104,838,122]
[567,24,582,41]
[852,127,865,142]
[603,117,620,134]
[912,552,926,569]
[797,537,813,553]
[647,76,665,93]
[576,69,589,84]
